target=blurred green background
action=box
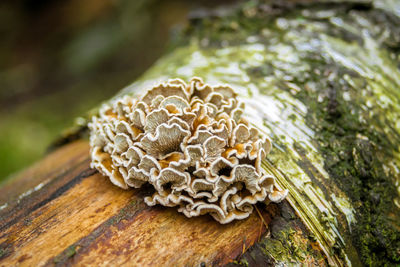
[0,0,226,182]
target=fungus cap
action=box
[89,77,287,223]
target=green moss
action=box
[260,239,285,260]
[53,245,76,264]
[237,258,249,267]
[244,4,400,265]
[120,1,400,265]
[260,224,310,263]
[191,2,400,265]
[183,2,277,49]
[64,245,77,258]
[292,61,400,265]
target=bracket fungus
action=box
[88,77,287,223]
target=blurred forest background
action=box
[0,0,229,182]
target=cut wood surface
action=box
[0,140,324,266]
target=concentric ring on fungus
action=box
[89,77,288,223]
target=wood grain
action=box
[0,140,277,266]
[0,140,91,229]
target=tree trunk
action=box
[1,1,399,266]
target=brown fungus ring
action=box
[89,77,287,223]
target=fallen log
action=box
[0,140,325,266]
[1,1,400,266]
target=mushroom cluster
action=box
[89,77,287,223]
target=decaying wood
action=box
[0,140,324,266]
[1,0,400,266]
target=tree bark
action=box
[1,1,400,266]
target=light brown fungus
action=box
[89,77,287,223]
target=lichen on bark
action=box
[83,0,400,265]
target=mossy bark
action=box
[1,0,399,266]
[109,1,400,265]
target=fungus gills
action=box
[89,77,287,223]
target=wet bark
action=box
[1,1,400,266]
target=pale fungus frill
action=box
[88,77,288,224]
